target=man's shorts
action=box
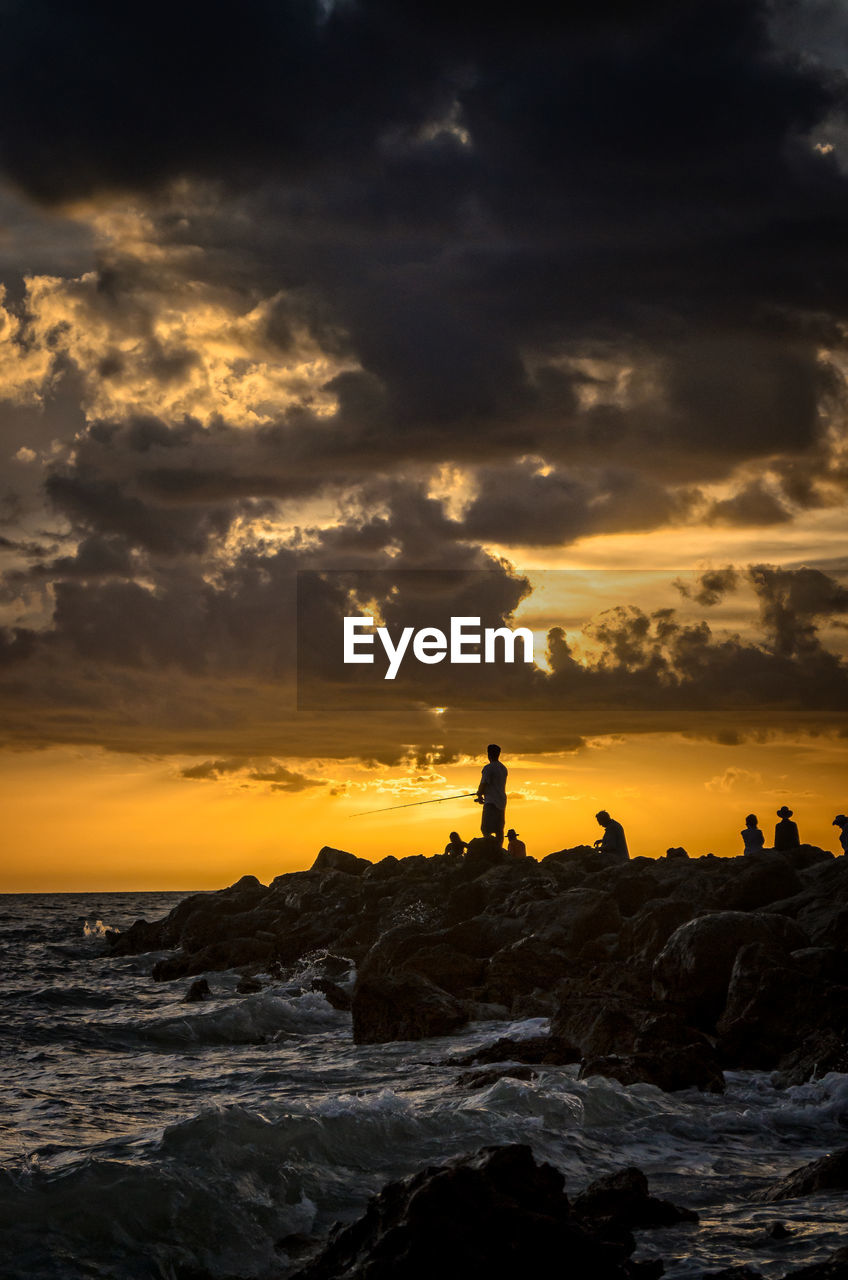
[481,802,505,841]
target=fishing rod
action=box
[350,791,479,818]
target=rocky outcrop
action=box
[572,1166,698,1229]
[772,1032,848,1088]
[716,941,848,1070]
[782,1246,848,1278]
[105,839,848,1083]
[579,1044,724,1094]
[289,1145,674,1280]
[351,970,468,1043]
[450,1033,581,1068]
[762,1147,848,1201]
[652,911,808,1028]
[310,846,371,876]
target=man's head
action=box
[487,744,501,760]
[507,828,517,839]
[834,815,847,828]
[595,810,610,827]
[777,806,793,819]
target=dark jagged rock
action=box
[352,970,468,1044]
[152,935,276,981]
[236,975,262,994]
[716,941,847,1070]
[107,841,848,1069]
[311,977,352,1010]
[772,1032,848,1088]
[763,1147,848,1201]
[606,871,663,917]
[310,846,371,876]
[551,963,653,1056]
[450,1033,580,1068]
[580,1044,724,1094]
[463,835,509,870]
[782,1246,848,1278]
[714,853,802,912]
[781,844,835,872]
[652,911,808,1028]
[289,1145,663,1280]
[402,943,485,998]
[573,1166,698,1229]
[364,855,402,879]
[517,888,622,949]
[620,899,695,964]
[542,845,621,874]
[183,977,211,1002]
[549,961,724,1091]
[484,935,573,1011]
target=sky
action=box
[1,0,847,889]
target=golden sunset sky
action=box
[1,1,847,888]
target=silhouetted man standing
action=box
[476,744,508,845]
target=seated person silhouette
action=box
[444,831,467,858]
[594,810,629,861]
[741,813,765,855]
[833,815,848,857]
[506,828,527,858]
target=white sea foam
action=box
[142,990,346,1046]
[82,920,110,939]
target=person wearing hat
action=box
[833,815,848,857]
[774,806,800,852]
[506,828,527,859]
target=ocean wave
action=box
[0,1129,315,1280]
[29,986,121,1009]
[5,1068,848,1280]
[139,990,347,1047]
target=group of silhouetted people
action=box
[743,808,848,856]
[439,744,847,863]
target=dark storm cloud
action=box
[461,462,699,545]
[3,1,848,766]
[706,480,792,527]
[3,0,848,482]
[0,625,37,667]
[545,589,848,712]
[181,757,324,790]
[748,563,848,657]
[1,560,847,763]
[675,567,740,607]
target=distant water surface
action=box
[2,892,848,1280]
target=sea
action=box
[2,892,848,1280]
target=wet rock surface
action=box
[763,1147,848,1201]
[288,1144,673,1280]
[107,840,848,1088]
[572,1165,699,1230]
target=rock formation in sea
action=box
[286,1144,690,1280]
[107,837,848,1091]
